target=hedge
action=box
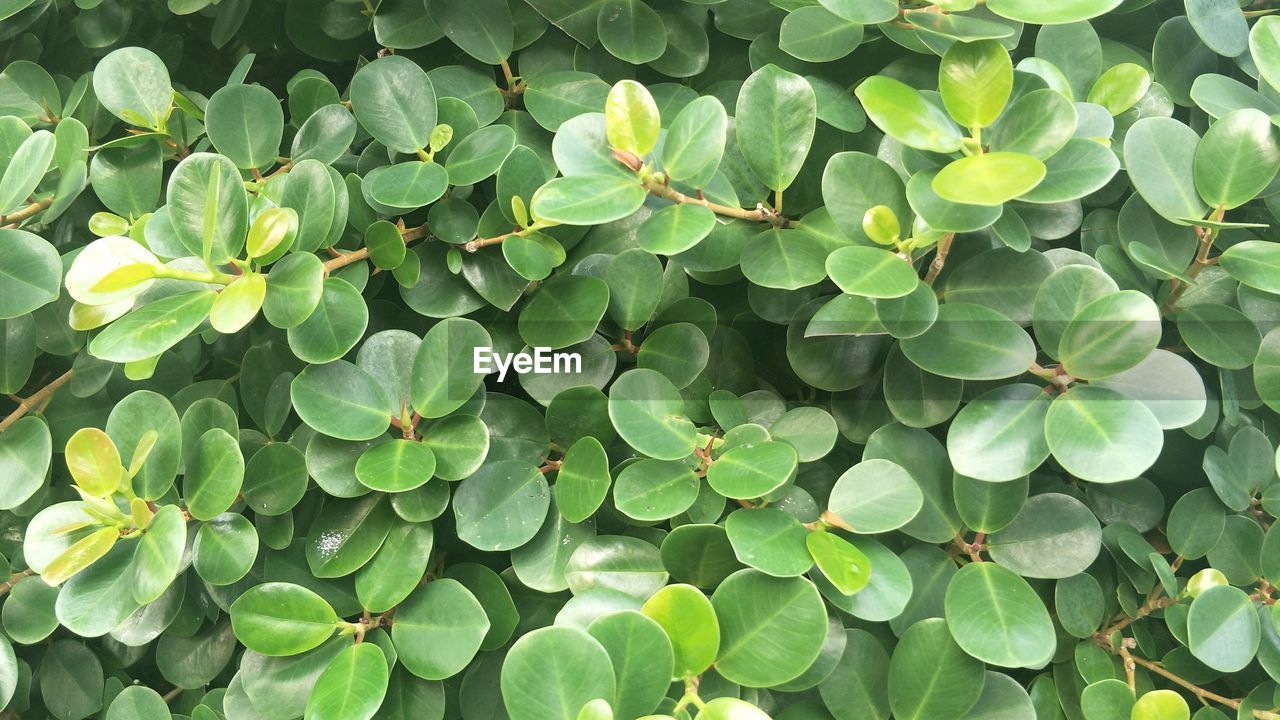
[1,0,1279,718]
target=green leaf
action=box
[532,175,647,225]
[944,562,1056,668]
[1220,240,1280,293]
[638,203,717,255]
[605,80,659,157]
[0,415,50,510]
[501,627,616,720]
[606,248,663,331]
[1058,290,1161,380]
[93,47,172,129]
[888,618,985,720]
[1177,303,1261,370]
[947,384,1052,482]
[662,96,727,187]
[1252,16,1280,94]
[65,426,122,496]
[736,64,817,192]
[305,642,389,720]
[306,493,397,577]
[725,507,814,577]
[641,584,719,678]
[988,88,1078,160]
[209,273,265,334]
[819,0,897,23]
[819,629,890,719]
[355,440,436,492]
[229,582,339,656]
[105,686,171,720]
[350,56,437,154]
[1188,0,1248,57]
[356,520,434,613]
[192,512,258,586]
[711,570,828,688]
[287,277,369,364]
[939,40,1013,130]
[205,84,283,170]
[614,459,698,521]
[555,436,611,523]
[855,76,964,154]
[565,535,668,598]
[597,0,668,64]
[1045,385,1164,483]
[426,0,513,64]
[586,611,673,719]
[1019,138,1120,204]
[445,124,517,186]
[826,246,920,299]
[131,504,186,602]
[899,303,1036,380]
[184,427,244,521]
[393,579,490,680]
[1187,585,1260,672]
[706,441,797,500]
[90,291,217,363]
[166,152,250,262]
[827,458,923,533]
[0,129,52,215]
[986,0,1123,24]
[931,153,1047,207]
[1131,691,1189,720]
[1125,117,1210,224]
[987,493,1102,579]
[0,229,63,320]
[1087,63,1151,116]
[369,161,449,209]
[740,229,828,291]
[453,459,549,551]
[779,7,864,63]
[412,317,492,418]
[1193,108,1280,209]
[264,252,324,329]
[806,531,871,595]
[609,369,696,461]
[291,361,393,442]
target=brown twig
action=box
[323,223,430,274]
[0,569,32,599]
[923,233,955,286]
[1161,209,1225,316]
[642,176,784,225]
[0,369,73,433]
[464,232,516,253]
[0,198,53,227]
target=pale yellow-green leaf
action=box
[42,527,118,586]
[209,273,266,333]
[65,427,124,497]
[605,80,660,157]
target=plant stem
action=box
[923,232,955,286]
[500,58,515,87]
[0,198,52,227]
[464,232,516,253]
[0,569,32,598]
[323,223,429,274]
[643,177,782,225]
[156,267,237,285]
[1161,208,1225,316]
[0,369,73,433]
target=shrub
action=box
[1,0,1280,718]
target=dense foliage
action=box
[6,0,1280,718]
